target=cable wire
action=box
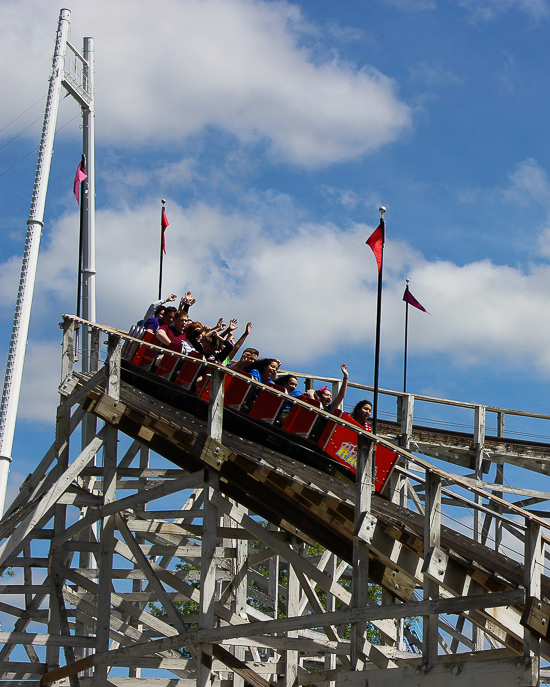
[0,95,46,135]
[0,113,44,152]
[0,112,80,179]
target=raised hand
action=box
[341,363,349,379]
[228,318,238,332]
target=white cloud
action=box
[4,184,550,425]
[378,0,437,9]
[503,158,550,204]
[17,342,63,423]
[0,0,411,167]
[458,157,550,212]
[459,0,549,21]
[408,62,464,86]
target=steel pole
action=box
[372,210,386,435]
[0,8,71,515]
[81,36,96,372]
[403,281,409,394]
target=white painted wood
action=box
[207,367,225,443]
[423,471,441,665]
[285,539,300,687]
[198,472,219,687]
[337,655,532,687]
[51,470,204,549]
[524,520,543,685]
[94,412,117,685]
[209,491,352,606]
[86,589,525,667]
[351,436,373,670]
[0,430,105,567]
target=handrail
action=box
[61,314,550,533]
[283,368,550,421]
[65,314,550,421]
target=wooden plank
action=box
[521,596,550,638]
[209,491,353,607]
[351,437,378,670]
[93,393,126,425]
[56,368,107,418]
[40,588,525,685]
[50,470,204,549]
[0,431,105,567]
[0,632,95,647]
[337,655,532,687]
[423,472,441,665]
[0,663,46,675]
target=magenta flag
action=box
[73,162,87,204]
[161,208,169,254]
[403,285,430,314]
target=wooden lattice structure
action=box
[1,315,550,686]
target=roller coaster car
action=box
[121,346,398,495]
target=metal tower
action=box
[0,8,95,515]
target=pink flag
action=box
[73,162,87,204]
[403,285,430,314]
[161,208,169,254]
[366,224,384,273]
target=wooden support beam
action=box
[39,588,525,685]
[50,470,205,550]
[0,430,105,567]
[56,368,106,418]
[337,654,533,687]
[422,471,441,665]
[209,490,352,607]
[285,539,300,687]
[522,519,543,685]
[351,436,374,670]
[94,333,120,687]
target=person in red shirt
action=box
[153,310,188,350]
[348,399,373,431]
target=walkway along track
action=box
[0,316,549,686]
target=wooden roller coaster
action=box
[1,314,550,687]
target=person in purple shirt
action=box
[144,306,177,334]
[141,293,177,324]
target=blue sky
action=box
[2,0,550,502]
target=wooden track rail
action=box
[0,315,550,686]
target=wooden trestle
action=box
[1,315,550,686]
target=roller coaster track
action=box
[0,315,549,687]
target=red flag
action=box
[73,162,87,204]
[403,285,430,314]
[161,208,169,254]
[366,224,383,273]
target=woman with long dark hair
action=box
[349,399,372,431]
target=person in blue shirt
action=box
[248,358,280,385]
[277,374,302,397]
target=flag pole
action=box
[372,206,386,435]
[403,278,409,393]
[158,199,166,300]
